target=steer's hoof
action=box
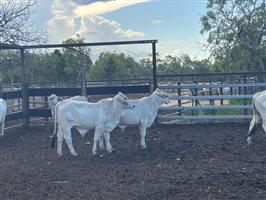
[107,149,112,154]
[71,152,78,157]
[247,137,252,146]
[141,145,147,149]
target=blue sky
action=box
[33,0,209,61]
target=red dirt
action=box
[1,123,266,200]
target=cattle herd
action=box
[0,89,266,157]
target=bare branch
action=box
[0,0,46,45]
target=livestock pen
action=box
[1,70,266,200]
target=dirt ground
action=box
[1,122,266,200]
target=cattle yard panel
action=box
[0,40,158,128]
[157,72,266,123]
[0,83,23,122]
[1,72,266,127]
[1,79,152,127]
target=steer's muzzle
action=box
[128,101,135,110]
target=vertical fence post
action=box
[238,79,242,95]
[152,42,157,90]
[0,83,2,98]
[243,75,248,119]
[177,82,181,116]
[220,80,223,105]
[82,81,87,97]
[195,81,199,107]
[21,48,29,128]
[230,79,233,95]
[44,95,49,123]
[22,82,29,128]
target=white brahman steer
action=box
[247,90,266,145]
[52,92,135,157]
[0,98,7,137]
[48,94,88,118]
[118,88,170,148]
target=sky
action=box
[32,0,209,61]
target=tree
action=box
[201,0,266,72]
[0,0,46,83]
[0,51,20,83]
[89,52,140,80]
[62,36,92,82]
[138,58,153,78]
[0,0,45,44]
[33,50,67,82]
[157,54,210,75]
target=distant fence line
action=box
[1,72,266,127]
[157,72,266,123]
[0,79,151,127]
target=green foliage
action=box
[0,50,21,83]
[138,58,153,78]
[228,98,252,105]
[157,54,211,75]
[207,98,253,116]
[201,0,266,72]
[36,50,67,82]
[62,36,92,82]
[0,48,213,83]
[88,52,140,80]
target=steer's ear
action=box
[118,98,128,105]
[158,93,169,98]
[155,88,162,93]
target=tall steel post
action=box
[152,41,157,90]
[20,48,29,127]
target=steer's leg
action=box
[247,116,256,145]
[57,125,64,157]
[64,127,78,157]
[103,130,112,154]
[0,120,4,136]
[262,119,266,135]
[139,123,147,149]
[99,135,105,151]
[92,128,102,155]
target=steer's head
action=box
[116,92,135,110]
[153,88,170,105]
[48,94,63,108]
[48,94,57,108]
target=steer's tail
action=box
[247,98,261,138]
[51,103,58,148]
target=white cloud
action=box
[73,0,149,17]
[47,15,76,43]
[46,0,77,42]
[152,19,164,25]
[46,0,146,43]
[74,15,145,41]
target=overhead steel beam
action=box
[0,40,157,50]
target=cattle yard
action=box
[0,75,266,200]
[1,123,266,199]
[1,41,266,199]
